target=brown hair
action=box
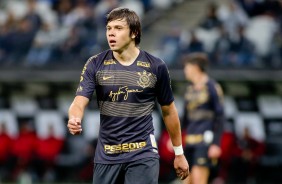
[106,7,141,45]
[183,52,209,72]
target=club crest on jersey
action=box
[104,59,116,65]
[137,71,152,88]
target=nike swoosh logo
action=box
[103,76,113,80]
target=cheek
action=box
[184,67,190,78]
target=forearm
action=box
[68,96,89,119]
[68,102,84,119]
[162,103,182,147]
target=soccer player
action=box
[67,7,189,184]
[182,53,224,184]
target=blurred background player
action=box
[182,52,224,184]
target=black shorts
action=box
[185,145,212,169]
[93,157,159,184]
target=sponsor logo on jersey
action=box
[137,61,150,68]
[137,70,152,88]
[104,141,147,154]
[102,76,114,80]
[104,59,116,65]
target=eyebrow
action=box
[107,19,128,25]
[106,24,128,29]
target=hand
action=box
[208,144,221,159]
[174,154,189,180]
[67,117,82,135]
[242,149,253,160]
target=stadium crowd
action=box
[0,0,281,69]
[153,0,282,69]
[0,0,178,67]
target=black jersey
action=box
[76,49,174,164]
[182,79,224,146]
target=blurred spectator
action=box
[24,0,43,32]
[7,18,35,65]
[55,135,91,182]
[53,26,84,64]
[77,139,97,182]
[211,25,232,66]
[33,124,64,182]
[237,0,264,17]
[229,126,265,184]
[0,12,17,64]
[244,14,278,65]
[158,130,175,182]
[9,120,37,181]
[52,0,74,27]
[0,25,10,64]
[229,25,256,66]
[0,123,13,180]
[2,0,43,65]
[182,30,204,54]
[269,29,282,67]
[216,121,236,183]
[238,0,282,18]
[25,23,57,66]
[71,0,99,61]
[199,2,222,30]
[218,0,249,40]
[154,22,182,68]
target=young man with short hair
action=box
[67,7,189,184]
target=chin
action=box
[109,46,118,51]
[111,47,123,53]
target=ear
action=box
[131,33,136,39]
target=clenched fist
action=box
[67,117,82,135]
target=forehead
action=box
[107,18,128,27]
[185,63,197,69]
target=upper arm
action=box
[76,57,96,100]
[161,102,176,117]
[156,62,174,105]
[212,83,224,115]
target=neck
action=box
[113,45,140,66]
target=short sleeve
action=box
[156,62,174,105]
[76,57,96,100]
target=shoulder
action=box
[140,50,169,77]
[207,79,224,97]
[86,50,112,66]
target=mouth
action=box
[109,40,116,45]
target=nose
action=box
[107,29,115,37]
